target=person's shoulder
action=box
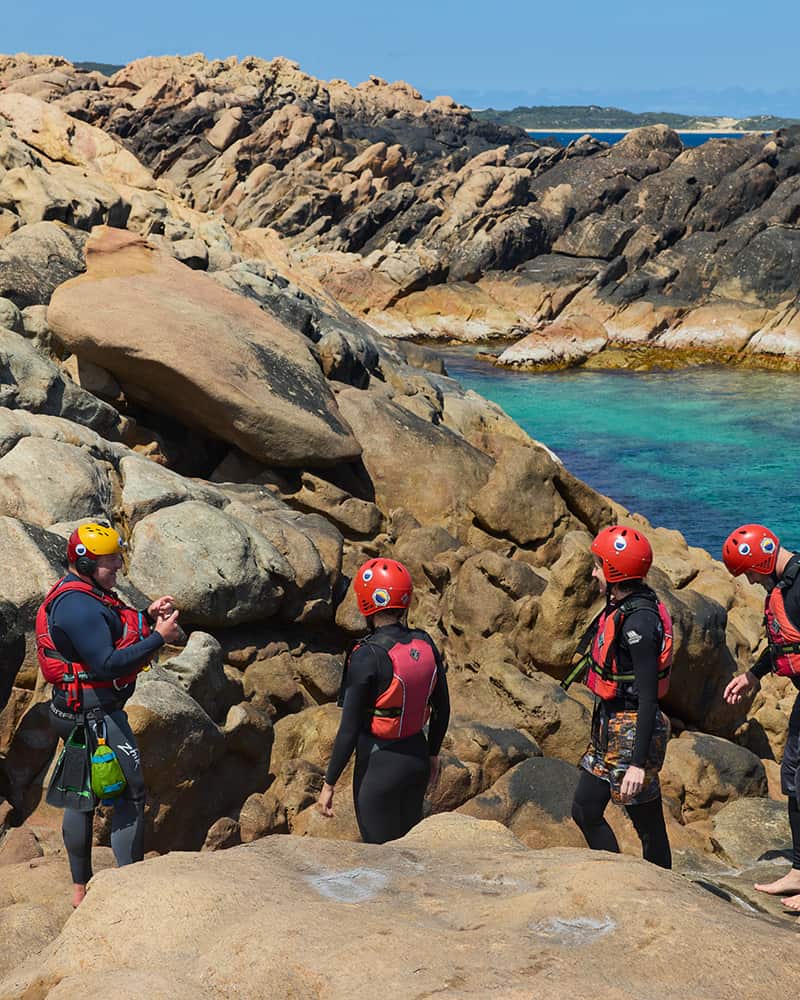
[49,584,104,620]
[620,603,662,646]
[348,637,385,671]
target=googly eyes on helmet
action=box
[361,568,374,582]
[761,538,776,554]
[613,536,628,552]
[738,543,751,556]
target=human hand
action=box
[154,609,182,644]
[619,765,645,803]
[723,671,756,705]
[148,595,175,619]
[428,755,441,791]
[318,783,335,817]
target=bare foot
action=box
[71,883,87,908]
[782,893,800,912]
[754,870,800,895]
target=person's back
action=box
[319,559,450,843]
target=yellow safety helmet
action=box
[67,522,124,570]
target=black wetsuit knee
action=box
[572,770,620,854]
[626,797,672,869]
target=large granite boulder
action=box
[661,731,768,823]
[0,222,87,308]
[0,328,123,437]
[126,501,291,628]
[47,227,360,467]
[335,385,493,535]
[126,670,272,851]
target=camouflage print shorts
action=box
[579,708,670,805]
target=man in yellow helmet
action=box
[37,522,181,907]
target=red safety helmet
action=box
[721,524,779,577]
[353,558,413,616]
[591,525,653,583]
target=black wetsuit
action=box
[47,574,164,884]
[326,623,450,844]
[751,555,800,871]
[572,586,672,869]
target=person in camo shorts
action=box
[569,525,673,869]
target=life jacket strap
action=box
[561,653,592,691]
[770,641,800,656]
[371,706,402,718]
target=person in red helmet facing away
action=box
[721,523,800,911]
[318,558,450,843]
[569,525,673,868]
[38,522,181,907]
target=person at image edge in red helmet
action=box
[318,558,450,843]
[569,525,673,869]
[721,524,800,912]
[38,522,182,908]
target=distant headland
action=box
[472,104,800,132]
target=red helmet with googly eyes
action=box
[352,558,413,616]
[591,525,653,583]
[722,524,779,577]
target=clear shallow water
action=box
[444,351,798,557]
[526,130,755,147]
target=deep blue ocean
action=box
[526,130,753,147]
[444,350,798,558]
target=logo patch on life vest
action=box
[410,647,420,660]
[761,538,776,554]
[361,568,373,582]
[738,542,751,555]
[372,588,390,607]
[613,536,627,552]
[625,629,642,645]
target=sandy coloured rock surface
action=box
[2,814,799,1000]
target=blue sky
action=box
[4,1,799,115]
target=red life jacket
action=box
[586,590,673,701]
[341,630,438,740]
[36,577,153,711]
[764,562,800,677]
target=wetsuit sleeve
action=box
[50,592,164,680]
[427,651,450,756]
[622,608,662,768]
[750,646,773,680]
[325,644,379,787]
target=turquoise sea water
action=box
[444,352,798,558]
[526,130,754,147]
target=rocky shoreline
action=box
[3,53,799,371]
[0,51,797,992]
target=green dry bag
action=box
[90,736,127,802]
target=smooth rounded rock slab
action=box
[3,813,798,999]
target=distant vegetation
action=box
[74,61,124,76]
[472,104,800,131]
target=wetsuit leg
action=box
[788,795,800,870]
[102,711,146,866]
[49,710,95,884]
[572,769,620,853]
[626,796,672,869]
[353,731,429,845]
[781,691,800,870]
